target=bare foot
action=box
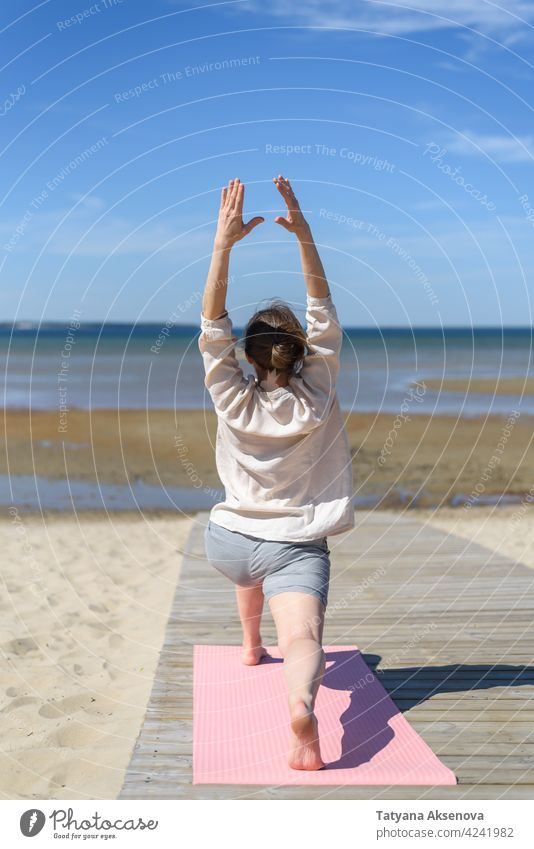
[288,699,324,770]
[241,645,268,666]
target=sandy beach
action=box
[0,511,192,800]
[416,506,534,571]
[3,407,534,505]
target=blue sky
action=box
[1,0,534,326]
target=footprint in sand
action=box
[53,721,104,748]
[39,694,91,719]
[39,693,115,719]
[58,657,104,678]
[89,602,109,614]
[47,594,61,607]
[5,637,39,656]
[86,620,120,634]
[4,583,23,594]
[0,696,40,713]
[47,771,69,793]
[103,661,119,681]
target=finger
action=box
[274,178,292,210]
[274,216,292,231]
[221,186,227,207]
[235,182,244,215]
[229,177,240,207]
[243,216,264,235]
[285,190,300,210]
[224,179,234,207]
[283,176,298,201]
[230,184,242,215]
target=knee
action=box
[278,633,323,659]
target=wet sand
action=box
[3,407,533,506]
[419,377,534,395]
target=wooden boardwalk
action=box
[120,510,534,799]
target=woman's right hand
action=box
[214,178,264,250]
[273,175,310,239]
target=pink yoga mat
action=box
[193,645,457,786]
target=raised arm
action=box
[273,175,329,299]
[199,179,264,420]
[274,175,342,417]
[202,178,264,319]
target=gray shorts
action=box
[204,520,331,608]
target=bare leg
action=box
[268,592,326,770]
[235,584,268,665]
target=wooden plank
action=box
[120,510,534,800]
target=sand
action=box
[0,511,192,800]
[418,377,534,395]
[415,505,534,571]
[3,407,534,505]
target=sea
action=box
[1,322,533,416]
[2,322,532,511]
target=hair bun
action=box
[244,300,307,375]
[271,338,296,371]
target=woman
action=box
[199,176,354,770]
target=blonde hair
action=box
[244,300,307,375]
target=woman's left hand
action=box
[214,178,264,250]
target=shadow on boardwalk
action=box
[310,649,534,771]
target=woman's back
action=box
[199,293,354,541]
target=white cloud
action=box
[447,130,534,163]
[235,0,534,37]
[69,193,107,210]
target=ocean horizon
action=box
[1,322,532,416]
[3,321,533,332]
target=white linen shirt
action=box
[198,293,355,541]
